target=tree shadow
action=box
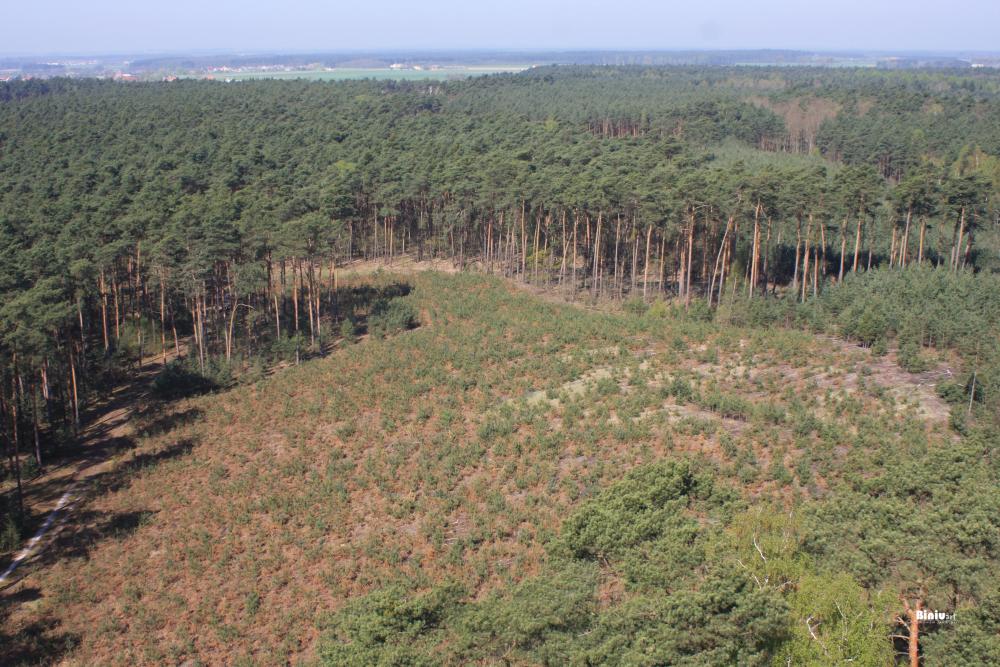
[149,361,220,400]
[0,435,193,579]
[134,407,204,438]
[91,438,196,496]
[35,509,157,568]
[1,587,80,666]
[334,281,416,337]
[334,281,411,322]
[0,436,189,663]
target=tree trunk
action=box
[274,292,281,339]
[8,377,23,513]
[801,215,813,302]
[159,274,167,364]
[613,214,622,298]
[709,217,732,307]
[592,212,602,299]
[749,202,761,297]
[686,215,695,306]
[658,235,666,295]
[69,345,80,428]
[643,224,653,300]
[901,206,912,267]
[520,200,527,280]
[953,207,966,271]
[812,246,819,298]
[571,215,579,297]
[559,210,567,285]
[852,214,863,273]
[901,599,922,667]
[838,219,847,282]
[889,223,898,268]
[533,212,542,284]
[918,218,927,265]
[99,271,110,352]
[792,215,802,292]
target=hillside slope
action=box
[2,272,994,665]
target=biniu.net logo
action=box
[917,609,955,623]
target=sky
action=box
[4,0,1000,56]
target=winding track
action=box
[0,485,79,586]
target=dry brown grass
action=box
[0,272,952,665]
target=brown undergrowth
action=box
[0,272,952,665]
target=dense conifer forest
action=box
[2,66,1000,664]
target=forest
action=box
[1,65,1000,664]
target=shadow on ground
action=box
[0,586,80,666]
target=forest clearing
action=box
[1,62,1000,665]
[1,269,997,665]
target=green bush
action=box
[557,461,716,559]
[682,298,715,323]
[151,359,219,399]
[922,591,1000,667]
[646,299,670,318]
[897,341,928,373]
[20,456,40,480]
[938,380,968,405]
[0,503,22,552]
[623,297,648,315]
[339,317,357,343]
[845,304,888,347]
[320,584,464,666]
[368,298,418,339]
[667,377,694,403]
[701,391,751,420]
[459,562,597,663]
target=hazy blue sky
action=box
[5,0,999,56]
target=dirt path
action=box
[0,356,170,591]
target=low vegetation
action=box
[2,270,997,665]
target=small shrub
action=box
[368,298,417,339]
[623,297,648,315]
[21,456,40,479]
[1,508,22,552]
[557,461,716,559]
[701,391,751,420]
[949,408,969,435]
[646,300,669,319]
[668,377,694,403]
[870,338,888,356]
[151,359,219,400]
[848,305,888,347]
[897,341,928,373]
[937,380,967,405]
[752,402,786,425]
[768,456,794,485]
[682,299,714,323]
[339,317,357,343]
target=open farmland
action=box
[209,66,529,81]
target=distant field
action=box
[204,66,529,81]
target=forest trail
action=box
[0,354,173,591]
